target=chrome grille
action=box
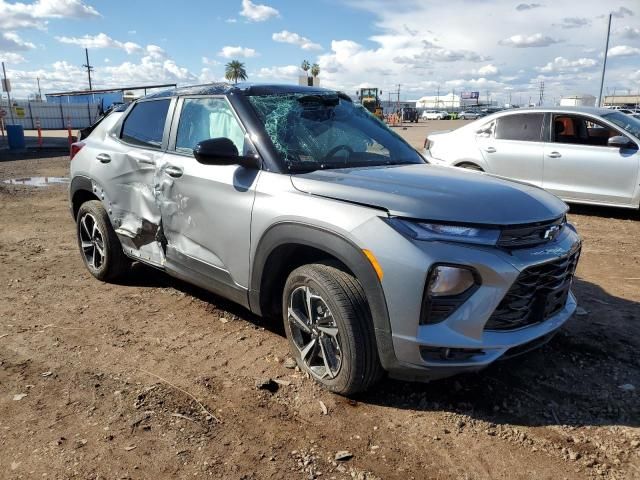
[485,248,580,331]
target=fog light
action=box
[428,266,475,297]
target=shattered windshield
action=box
[601,112,640,139]
[248,93,424,171]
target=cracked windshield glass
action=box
[248,93,424,171]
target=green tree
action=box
[225,60,248,84]
[311,63,320,78]
[301,60,311,77]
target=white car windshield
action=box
[248,93,424,171]
[602,111,640,139]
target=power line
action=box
[82,48,94,91]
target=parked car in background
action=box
[421,110,450,120]
[69,83,581,394]
[458,111,480,120]
[423,107,640,209]
[401,107,419,123]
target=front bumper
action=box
[351,217,581,381]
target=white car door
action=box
[475,113,545,186]
[542,114,640,206]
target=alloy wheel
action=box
[79,213,105,270]
[287,286,342,379]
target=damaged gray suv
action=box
[70,83,581,394]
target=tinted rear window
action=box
[121,99,170,148]
[495,113,544,142]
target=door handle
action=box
[165,165,183,178]
[96,153,111,163]
[485,147,496,153]
[547,151,562,158]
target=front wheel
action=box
[76,200,130,281]
[282,263,382,395]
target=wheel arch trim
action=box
[249,221,397,369]
[69,175,98,218]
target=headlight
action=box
[389,219,500,246]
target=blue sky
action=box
[1,0,639,104]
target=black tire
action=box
[282,263,383,395]
[459,163,484,172]
[76,200,130,281]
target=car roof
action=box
[494,106,613,116]
[141,82,338,100]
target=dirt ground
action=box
[0,127,639,479]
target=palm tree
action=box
[225,60,248,84]
[301,60,311,77]
[311,63,320,78]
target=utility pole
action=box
[1,61,15,124]
[82,48,94,91]
[598,13,612,107]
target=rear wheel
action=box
[76,200,129,281]
[282,263,382,395]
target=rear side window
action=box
[495,113,544,142]
[121,99,170,148]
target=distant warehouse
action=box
[45,83,177,112]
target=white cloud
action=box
[558,17,590,29]
[145,44,166,60]
[255,65,299,80]
[515,3,542,11]
[272,30,321,50]
[0,32,36,52]
[217,45,258,58]
[477,64,499,76]
[202,56,220,66]
[608,45,640,57]
[0,52,27,63]
[611,6,633,18]
[0,0,100,30]
[499,33,561,48]
[618,26,640,39]
[239,0,279,22]
[55,33,142,54]
[225,18,237,23]
[128,30,136,35]
[537,56,598,73]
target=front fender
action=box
[249,221,397,371]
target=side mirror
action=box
[607,135,634,149]
[193,138,260,169]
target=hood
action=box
[290,164,567,225]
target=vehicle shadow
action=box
[117,263,638,428]
[356,276,640,428]
[120,262,284,336]
[568,203,640,221]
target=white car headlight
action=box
[390,219,500,246]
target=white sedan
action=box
[421,110,449,120]
[423,107,640,209]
